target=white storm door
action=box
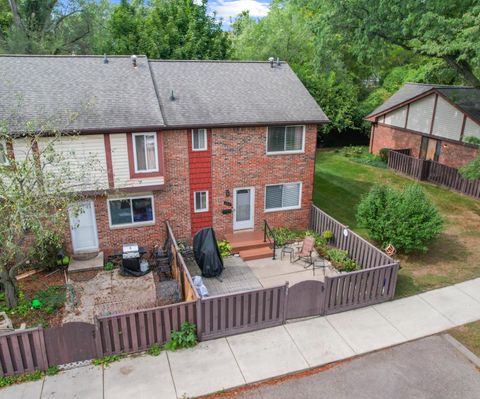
[233,187,255,230]
[69,201,99,252]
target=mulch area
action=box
[10,269,67,328]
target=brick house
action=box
[0,55,328,257]
[366,83,480,168]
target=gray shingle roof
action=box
[148,60,329,127]
[0,55,164,133]
[367,83,480,124]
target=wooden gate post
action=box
[196,298,203,341]
[94,318,103,358]
[282,282,289,324]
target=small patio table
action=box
[281,246,295,262]
[312,259,328,276]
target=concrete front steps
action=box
[224,231,273,261]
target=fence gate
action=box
[286,280,325,320]
[44,322,98,366]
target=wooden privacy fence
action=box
[388,150,480,199]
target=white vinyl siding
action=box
[267,126,305,154]
[384,106,407,128]
[110,133,164,189]
[406,94,436,134]
[432,96,463,141]
[265,183,302,212]
[463,117,480,141]
[108,195,155,228]
[192,129,207,151]
[194,191,208,212]
[133,133,158,173]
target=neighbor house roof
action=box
[366,83,480,124]
[0,55,328,133]
[148,60,329,128]
[0,55,165,133]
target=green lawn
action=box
[314,149,480,297]
[448,321,480,357]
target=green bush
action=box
[464,136,480,145]
[379,148,390,163]
[356,184,443,253]
[271,227,302,246]
[164,322,197,351]
[322,230,333,241]
[217,240,232,258]
[459,155,480,180]
[342,146,365,158]
[325,248,358,272]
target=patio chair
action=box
[294,236,315,267]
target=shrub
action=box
[164,322,197,351]
[459,155,480,180]
[342,146,365,158]
[322,230,333,241]
[464,136,480,145]
[356,184,443,253]
[379,148,390,163]
[271,227,302,246]
[217,240,232,258]
[325,248,358,272]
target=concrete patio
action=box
[3,277,480,399]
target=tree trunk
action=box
[0,270,18,308]
[443,55,480,88]
[8,0,23,31]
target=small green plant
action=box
[0,290,30,317]
[322,230,334,241]
[146,343,162,356]
[164,322,197,351]
[92,354,125,367]
[459,155,480,180]
[326,248,357,272]
[46,365,59,376]
[342,145,364,158]
[34,285,66,314]
[217,240,232,258]
[104,261,115,271]
[0,369,43,388]
[271,227,303,246]
[378,148,390,162]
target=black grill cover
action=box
[193,228,224,278]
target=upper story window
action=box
[267,125,305,154]
[194,191,209,213]
[0,143,8,165]
[133,133,158,173]
[265,182,302,212]
[192,129,207,151]
[108,195,154,227]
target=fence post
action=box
[94,318,103,358]
[37,326,49,370]
[196,298,203,341]
[321,278,329,316]
[282,282,289,323]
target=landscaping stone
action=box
[285,317,355,366]
[326,307,405,353]
[0,379,43,399]
[104,353,176,399]
[374,295,454,340]
[420,285,480,325]
[226,326,308,383]
[167,338,245,398]
[41,365,102,398]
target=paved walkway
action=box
[3,278,480,399]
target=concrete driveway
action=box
[234,335,480,399]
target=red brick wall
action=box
[211,125,317,238]
[370,123,479,168]
[370,123,422,158]
[188,129,213,235]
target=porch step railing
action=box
[263,220,276,260]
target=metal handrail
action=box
[263,220,276,260]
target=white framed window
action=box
[192,129,207,151]
[0,142,8,166]
[265,182,302,212]
[108,195,155,227]
[266,125,305,154]
[194,191,209,213]
[133,133,159,173]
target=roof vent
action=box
[170,90,176,101]
[268,57,274,68]
[131,55,137,68]
[103,54,109,64]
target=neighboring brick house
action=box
[366,83,480,168]
[0,55,328,257]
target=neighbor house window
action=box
[267,125,305,153]
[0,143,8,165]
[133,133,158,173]
[194,191,208,213]
[108,195,154,227]
[265,183,302,211]
[192,129,207,151]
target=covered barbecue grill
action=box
[121,244,150,277]
[193,228,224,278]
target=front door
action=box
[69,201,99,253]
[233,187,255,230]
[420,137,441,162]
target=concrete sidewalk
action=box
[3,278,480,399]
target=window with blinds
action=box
[133,133,158,173]
[192,128,207,151]
[267,125,305,153]
[265,183,302,211]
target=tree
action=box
[0,111,103,308]
[307,0,480,87]
[459,154,480,180]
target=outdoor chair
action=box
[294,236,315,267]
